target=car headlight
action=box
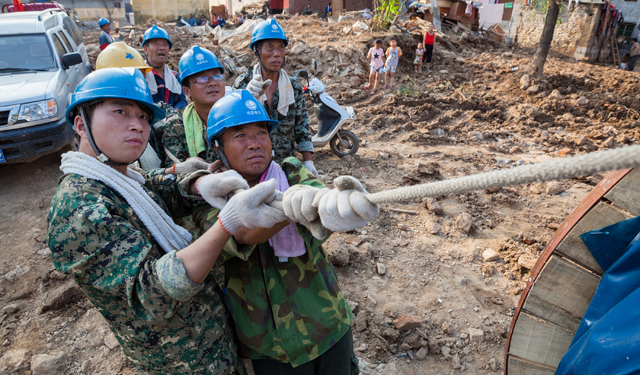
[18,100,58,122]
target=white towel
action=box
[101,30,114,44]
[479,3,504,25]
[60,152,192,253]
[252,64,295,116]
[145,64,183,96]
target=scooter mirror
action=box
[299,70,309,79]
[313,59,318,77]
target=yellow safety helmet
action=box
[96,42,152,74]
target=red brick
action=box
[392,315,422,331]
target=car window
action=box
[58,31,73,52]
[0,34,56,71]
[52,34,67,57]
[62,16,83,46]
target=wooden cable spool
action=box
[504,167,639,374]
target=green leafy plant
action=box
[373,0,404,30]
[535,0,565,25]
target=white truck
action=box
[0,8,89,163]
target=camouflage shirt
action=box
[47,172,245,375]
[233,70,314,163]
[197,157,352,367]
[162,111,219,168]
[142,102,182,177]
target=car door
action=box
[56,29,82,89]
[49,31,73,111]
[61,16,90,76]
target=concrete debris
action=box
[518,253,537,270]
[482,248,500,262]
[31,353,67,375]
[354,311,368,333]
[456,213,473,233]
[468,328,484,342]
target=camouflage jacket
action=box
[47,172,245,375]
[143,102,182,176]
[162,111,219,168]
[196,157,352,367]
[233,70,314,163]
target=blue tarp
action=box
[555,215,640,375]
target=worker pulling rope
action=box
[225,144,640,238]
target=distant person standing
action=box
[383,38,402,90]
[364,39,384,95]
[414,42,424,72]
[113,18,120,35]
[424,24,436,72]
[143,25,188,110]
[324,3,332,18]
[98,18,114,51]
[186,13,197,26]
[627,38,639,72]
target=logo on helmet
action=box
[245,100,258,111]
[271,24,278,30]
[136,78,146,89]
[125,53,134,60]
[196,53,205,61]
[152,28,158,34]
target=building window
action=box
[618,23,636,36]
[114,2,122,8]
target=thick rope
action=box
[366,144,640,204]
[235,144,640,208]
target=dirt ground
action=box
[0,14,639,374]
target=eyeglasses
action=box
[193,74,224,84]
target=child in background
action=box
[365,39,385,95]
[414,43,424,72]
[384,38,402,90]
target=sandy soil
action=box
[0,14,638,374]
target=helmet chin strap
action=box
[214,139,231,169]
[79,106,141,167]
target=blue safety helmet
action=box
[143,25,173,49]
[207,89,277,145]
[178,46,224,85]
[249,18,289,51]
[98,18,110,26]
[65,67,165,126]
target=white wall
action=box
[610,0,640,38]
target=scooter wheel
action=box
[330,130,359,157]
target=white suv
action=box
[0,9,90,163]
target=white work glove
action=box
[197,170,249,209]
[173,158,210,174]
[247,71,273,99]
[283,185,327,239]
[303,160,319,177]
[218,179,288,235]
[315,176,380,232]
